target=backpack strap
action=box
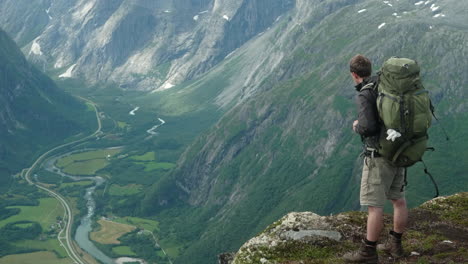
[421,160,440,198]
[430,100,450,141]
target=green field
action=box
[62,159,109,175]
[56,148,122,168]
[0,251,70,264]
[56,148,122,175]
[130,152,156,161]
[113,217,159,232]
[14,239,68,258]
[91,219,135,244]
[112,246,137,256]
[0,198,63,230]
[109,184,142,196]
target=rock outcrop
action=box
[223,193,467,264]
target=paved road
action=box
[23,97,102,264]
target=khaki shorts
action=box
[360,157,406,207]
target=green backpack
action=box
[375,57,432,167]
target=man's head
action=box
[350,54,372,84]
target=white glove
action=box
[386,129,402,142]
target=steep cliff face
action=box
[228,193,468,264]
[0,29,89,185]
[144,0,468,263]
[0,0,294,92]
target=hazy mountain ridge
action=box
[0,0,294,92]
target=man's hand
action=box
[353,120,359,133]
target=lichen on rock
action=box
[227,193,468,264]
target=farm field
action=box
[56,148,122,175]
[0,251,71,264]
[90,219,135,244]
[113,216,159,232]
[129,151,175,171]
[14,239,68,258]
[0,198,63,230]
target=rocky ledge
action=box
[220,192,467,264]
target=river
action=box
[44,152,146,264]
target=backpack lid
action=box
[381,57,420,79]
[380,57,422,93]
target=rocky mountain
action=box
[226,192,468,264]
[0,28,91,191]
[140,0,468,263]
[0,0,294,92]
[1,0,467,264]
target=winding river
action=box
[44,153,146,264]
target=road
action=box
[23,97,102,264]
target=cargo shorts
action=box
[360,157,406,208]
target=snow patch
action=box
[199,10,209,14]
[223,15,229,21]
[163,10,171,13]
[393,13,398,16]
[424,1,431,5]
[59,64,77,78]
[378,23,386,29]
[387,3,393,7]
[433,13,445,18]
[415,1,424,5]
[193,15,199,21]
[358,9,367,13]
[30,40,43,56]
[429,25,433,29]
[160,82,175,90]
[129,107,140,116]
[430,4,440,11]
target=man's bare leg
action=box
[391,198,408,233]
[367,206,384,242]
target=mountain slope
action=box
[142,0,468,263]
[0,0,295,92]
[0,28,93,190]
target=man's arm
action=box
[355,90,379,137]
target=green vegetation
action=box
[113,217,159,232]
[0,198,63,230]
[109,184,142,196]
[130,152,156,161]
[90,219,135,244]
[55,148,122,176]
[0,251,70,264]
[135,162,175,172]
[112,246,137,256]
[14,239,68,258]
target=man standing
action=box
[343,55,407,263]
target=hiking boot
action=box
[377,231,404,258]
[342,240,378,263]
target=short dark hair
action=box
[349,54,372,78]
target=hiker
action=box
[343,54,407,263]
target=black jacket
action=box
[355,76,381,147]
